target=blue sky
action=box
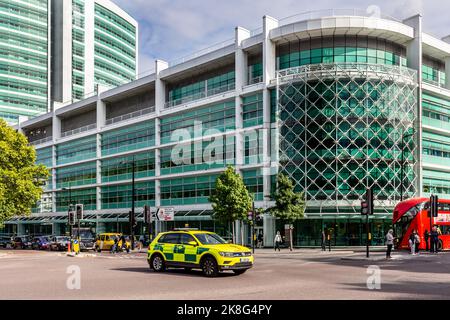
[113,0,449,74]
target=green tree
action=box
[0,119,49,226]
[209,166,252,243]
[268,173,306,251]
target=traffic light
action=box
[247,211,253,221]
[75,204,83,220]
[428,195,439,218]
[361,188,374,215]
[68,211,75,226]
[256,214,263,222]
[361,201,369,215]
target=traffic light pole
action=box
[366,213,370,258]
[252,202,255,254]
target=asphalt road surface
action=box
[1,248,450,300]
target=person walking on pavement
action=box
[111,235,118,254]
[424,230,429,252]
[430,226,439,253]
[409,231,416,255]
[321,229,326,251]
[274,231,282,252]
[414,231,421,255]
[257,232,263,248]
[385,229,394,259]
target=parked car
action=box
[31,236,50,250]
[0,236,12,248]
[49,236,70,251]
[11,236,32,249]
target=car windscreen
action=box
[57,237,70,241]
[194,233,227,245]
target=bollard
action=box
[67,241,71,253]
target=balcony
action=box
[164,83,235,109]
[105,106,155,126]
[29,136,53,146]
[60,123,96,138]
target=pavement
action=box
[1,247,450,300]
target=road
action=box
[1,248,450,300]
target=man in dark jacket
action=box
[430,226,439,254]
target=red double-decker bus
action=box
[393,197,450,251]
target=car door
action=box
[178,233,199,265]
[159,233,179,263]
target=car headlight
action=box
[219,252,235,257]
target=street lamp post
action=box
[400,130,415,201]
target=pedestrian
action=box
[139,235,145,251]
[409,231,416,255]
[321,229,326,251]
[385,229,394,259]
[424,230,429,252]
[430,226,439,253]
[111,236,118,254]
[120,234,126,252]
[274,231,282,252]
[257,232,263,248]
[414,232,421,255]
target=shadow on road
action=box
[111,267,237,278]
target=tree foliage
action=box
[209,166,253,225]
[268,173,305,222]
[0,119,49,226]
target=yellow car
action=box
[94,233,131,252]
[147,230,254,277]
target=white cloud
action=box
[113,0,449,74]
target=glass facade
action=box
[101,181,155,209]
[0,0,49,123]
[277,63,417,208]
[94,3,136,89]
[276,36,407,70]
[101,151,155,183]
[101,121,155,156]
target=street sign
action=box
[156,207,175,221]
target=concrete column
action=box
[83,0,95,95]
[403,14,423,198]
[50,0,73,105]
[262,16,279,204]
[52,114,61,140]
[96,133,102,211]
[155,60,169,116]
[235,27,250,169]
[96,98,106,129]
[440,36,450,90]
[263,214,276,247]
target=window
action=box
[159,233,180,244]
[180,234,196,245]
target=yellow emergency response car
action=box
[147,230,254,277]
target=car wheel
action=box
[201,256,219,277]
[233,269,247,275]
[184,267,192,272]
[150,254,165,272]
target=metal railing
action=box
[168,38,235,67]
[164,83,235,109]
[248,75,263,85]
[29,136,53,146]
[278,8,401,26]
[423,78,446,89]
[60,123,97,138]
[105,106,156,126]
[276,63,417,84]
